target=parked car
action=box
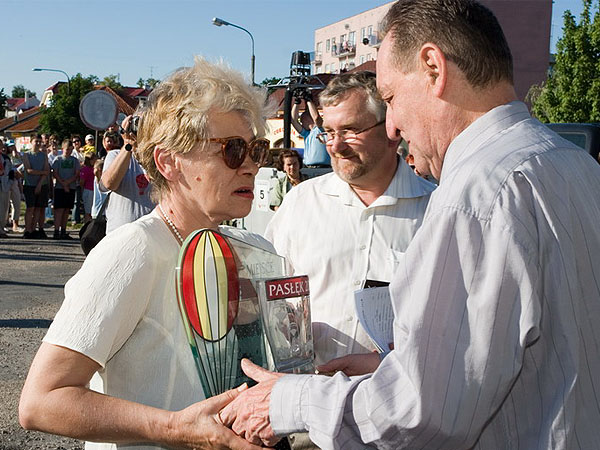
[547,123,600,162]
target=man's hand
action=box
[219,359,284,447]
[316,352,381,377]
[170,386,265,450]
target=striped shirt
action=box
[270,102,600,449]
[265,157,435,365]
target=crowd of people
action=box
[11,0,600,449]
[0,130,125,240]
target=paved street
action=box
[0,231,85,449]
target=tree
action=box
[260,77,282,87]
[12,84,36,98]
[39,73,97,139]
[0,88,8,119]
[100,74,123,92]
[136,77,160,88]
[530,0,600,123]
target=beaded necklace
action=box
[159,204,184,245]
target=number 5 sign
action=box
[254,179,270,212]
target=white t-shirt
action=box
[101,149,155,234]
[44,209,273,449]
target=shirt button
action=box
[354,280,361,286]
[347,316,353,322]
[359,244,366,250]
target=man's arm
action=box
[290,101,304,134]
[223,204,542,449]
[305,97,323,128]
[101,148,132,191]
[19,343,262,449]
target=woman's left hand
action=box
[169,386,266,449]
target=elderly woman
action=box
[19,58,271,450]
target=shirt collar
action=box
[440,101,530,182]
[320,156,436,208]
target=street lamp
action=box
[212,17,255,85]
[32,67,71,93]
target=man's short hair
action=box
[277,148,303,171]
[103,132,119,142]
[381,0,513,88]
[319,71,385,122]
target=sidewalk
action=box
[0,232,85,449]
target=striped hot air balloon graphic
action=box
[176,229,242,397]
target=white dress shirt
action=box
[265,157,435,365]
[270,102,600,449]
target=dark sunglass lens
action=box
[250,140,269,166]
[223,138,247,169]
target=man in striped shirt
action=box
[221,1,600,448]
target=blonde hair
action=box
[136,56,268,197]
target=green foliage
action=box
[99,74,123,92]
[136,77,160,88]
[39,73,96,139]
[0,88,8,119]
[530,0,600,123]
[11,84,36,98]
[260,77,282,87]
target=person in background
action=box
[22,135,50,239]
[100,124,154,233]
[290,90,330,168]
[79,154,97,223]
[71,135,84,162]
[270,149,307,210]
[46,138,61,166]
[7,143,23,233]
[51,139,80,240]
[91,158,107,219]
[0,141,12,238]
[82,134,96,157]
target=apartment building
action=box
[313,0,552,101]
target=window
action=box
[367,25,373,37]
[325,64,330,73]
[340,34,346,44]
[316,42,322,53]
[326,39,330,52]
[360,55,365,65]
[348,31,356,46]
[331,62,336,73]
[367,54,372,61]
[361,27,366,39]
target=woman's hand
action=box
[169,386,265,450]
[316,352,382,376]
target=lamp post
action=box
[32,67,71,93]
[212,17,255,85]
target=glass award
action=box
[175,228,314,398]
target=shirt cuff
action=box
[270,374,313,435]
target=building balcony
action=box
[313,52,323,65]
[332,43,356,57]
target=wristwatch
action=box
[124,144,133,152]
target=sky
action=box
[0,0,586,99]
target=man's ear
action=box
[154,146,178,181]
[418,43,447,97]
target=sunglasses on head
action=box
[207,136,270,169]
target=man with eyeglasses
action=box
[266,71,435,372]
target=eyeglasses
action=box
[206,136,270,169]
[316,120,385,145]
